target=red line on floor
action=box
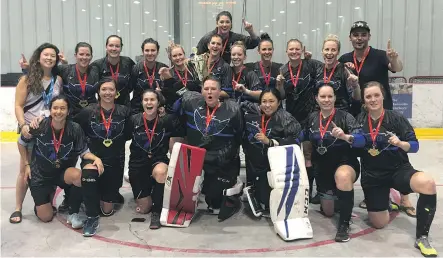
[47,188,402,254]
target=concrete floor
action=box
[1,141,442,257]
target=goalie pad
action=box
[160,143,206,227]
[267,144,313,241]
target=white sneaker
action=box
[67,213,85,229]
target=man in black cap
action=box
[339,21,416,220]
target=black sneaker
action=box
[310,193,320,204]
[83,216,100,237]
[58,198,69,213]
[335,222,351,242]
[150,212,161,230]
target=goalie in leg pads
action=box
[241,89,302,218]
[267,144,313,241]
[161,143,206,227]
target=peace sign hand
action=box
[386,39,398,62]
[242,19,253,33]
[19,54,29,70]
[303,46,312,60]
[158,67,172,80]
[58,51,68,64]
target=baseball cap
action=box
[350,21,370,33]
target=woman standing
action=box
[10,43,63,224]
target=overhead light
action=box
[62,0,67,2]
[338,15,343,18]
[153,19,157,22]
[192,36,195,39]
[107,4,112,7]
[325,22,330,25]
[145,11,150,14]
[264,25,269,28]
[141,32,145,35]
[326,1,332,5]
[81,9,86,12]
[271,19,276,22]
[164,30,167,33]
[317,28,320,30]
[298,21,303,24]
[184,22,189,25]
[276,33,279,37]
[355,6,360,9]
[303,33,307,37]
[259,29,264,33]
[312,29,316,32]
[290,0,296,3]
[282,31,286,34]
[159,25,163,28]
[124,22,130,25]
[97,5,100,7]
[133,1,140,4]
[168,34,172,37]
[117,29,120,32]
[109,23,113,27]
[95,17,101,20]
[280,11,285,14]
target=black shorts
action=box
[128,156,169,200]
[362,163,419,212]
[29,169,70,207]
[315,157,361,194]
[82,159,124,203]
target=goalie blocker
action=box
[267,144,313,241]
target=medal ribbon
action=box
[221,36,230,56]
[51,122,65,157]
[288,61,302,88]
[323,62,338,84]
[75,65,88,97]
[368,109,385,147]
[353,47,370,75]
[109,63,120,82]
[207,58,219,75]
[143,113,158,146]
[205,105,219,134]
[42,77,55,108]
[174,68,188,87]
[143,61,156,87]
[261,115,271,135]
[100,106,115,137]
[232,66,245,88]
[319,108,336,139]
[259,61,272,86]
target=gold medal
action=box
[368,147,380,156]
[103,139,113,147]
[79,100,88,107]
[55,159,61,168]
[115,91,120,99]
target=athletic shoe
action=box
[58,198,69,213]
[335,222,351,242]
[149,212,161,230]
[310,193,320,204]
[67,213,85,229]
[83,216,100,237]
[415,236,437,257]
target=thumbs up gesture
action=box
[386,39,398,62]
[242,18,253,33]
[276,70,285,86]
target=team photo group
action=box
[10,10,438,258]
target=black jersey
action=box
[128,113,184,168]
[245,61,284,90]
[339,47,394,110]
[58,64,100,115]
[314,62,353,112]
[207,58,233,93]
[242,101,301,171]
[130,61,168,114]
[91,56,135,106]
[73,103,131,165]
[227,66,262,102]
[353,109,419,178]
[180,91,243,167]
[281,59,322,123]
[196,29,259,64]
[19,118,88,181]
[162,63,202,114]
[304,109,358,161]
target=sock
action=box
[68,186,83,215]
[152,182,165,213]
[81,169,100,218]
[336,189,354,225]
[64,185,72,202]
[307,167,315,198]
[416,193,437,238]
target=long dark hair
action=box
[49,94,71,112]
[26,43,60,95]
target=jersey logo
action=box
[193,107,230,136]
[64,82,97,101]
[133,127,166,153]
[36,138,74,165]
[245,120,271,148]
[90,118,126,142]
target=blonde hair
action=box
[323,34,341,52]
[166,41,185,61]
[230,41,246,55]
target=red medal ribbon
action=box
[323,62,338,84]
[353,47,370,75]
[221,36,230,56]
[100,106,115,137]
[259,61,272,86]
[51,122,65,156]
[109,63,120,82]
[143,61,156,87]
[288,61,302,88]
[174,68,188,87]
[319,108,336,139]
[205,105,219,134]
[261,115,271,134]
[232,66,245,88]
[75,65,88,97]
[143,113,159,146]
[368,109,385,146]
[207,59,219,75]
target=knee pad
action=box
[267,144,313,241]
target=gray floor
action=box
[1,141,442,257]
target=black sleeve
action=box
[221,63,233,92]
[338,54,346,63]
[170,114,185,138]
[235,32,259,50]
[233,105,244,145]
[196,32,211,55]
[72,107,91,131]
[247,70,262,91]
[394,113,419,152]
[274,114,302,146]
[72,123,89,156]
[301,112,315,142]
[343,112,358,134]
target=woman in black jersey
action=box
[74,77,131,216]
[352,81,437,257]
[18,95,104,237]
[245,33,284,95]
[304,83,362,243]
[91,35,135,107]
[227,41,262,103]
[196,11,259,64]
[314,35,361,111]
[127,89,185,229]
[130,38,168,115]
[242,88,301,216]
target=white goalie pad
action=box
[267,144,313,241]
